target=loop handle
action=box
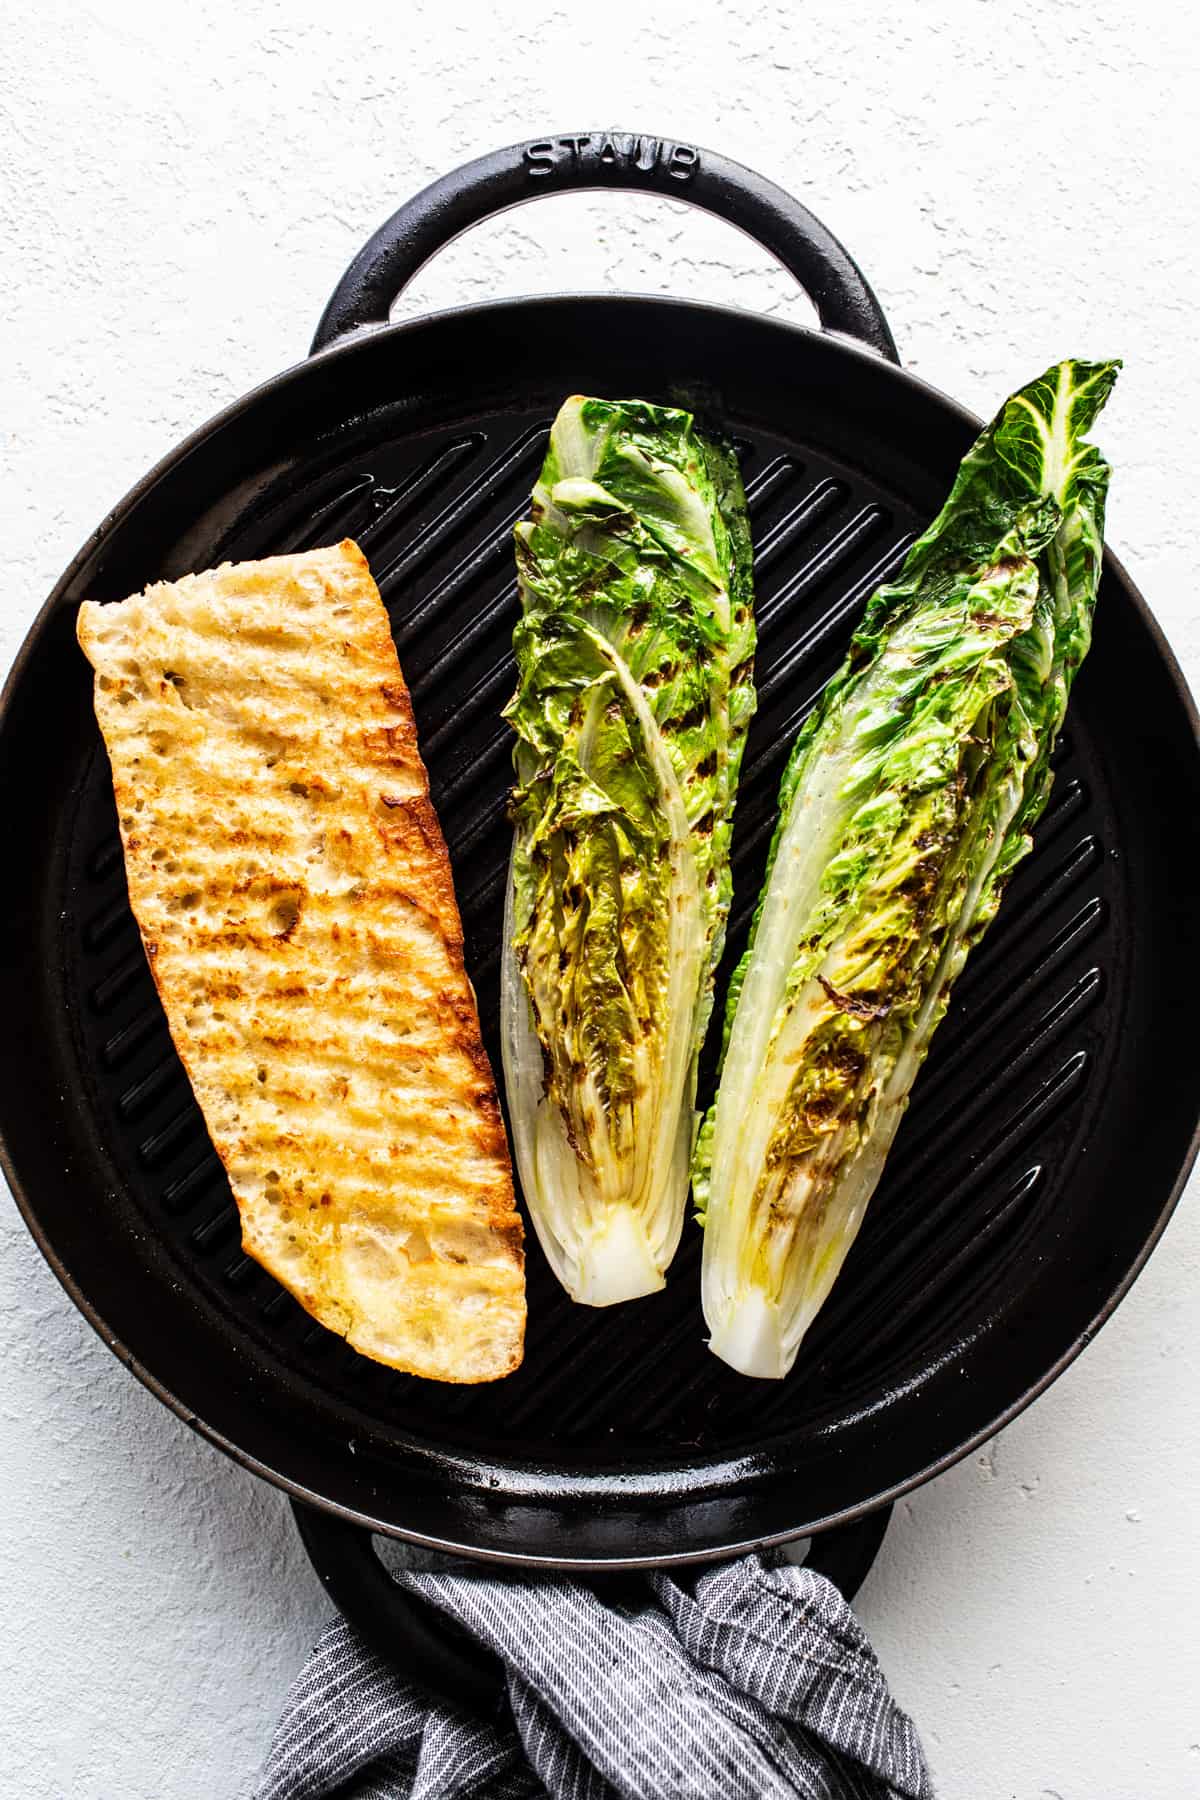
[292,1500,505,1715]
[311,131,898,361]
[291,1498,893,1717]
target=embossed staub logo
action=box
[523,133,700,183]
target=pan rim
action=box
[2,293,1197,1564]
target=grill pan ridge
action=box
[2,135,1198,1571]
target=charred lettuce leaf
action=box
[502,396,755,1304]
[697,359,1119,1377]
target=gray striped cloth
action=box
[254,1553,932,1799]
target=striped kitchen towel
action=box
[254,1552,932,1799]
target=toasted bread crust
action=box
[77,540,524,1381]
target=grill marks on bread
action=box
[77,540,524,1381]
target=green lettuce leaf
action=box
[501,396,756,1304]
[697,359,1118,1376]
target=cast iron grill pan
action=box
[2,137,1197,1581]
[63,412,1110,1453]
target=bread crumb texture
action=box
[77,539,525,1382]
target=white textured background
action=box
[3,2,1199,1796]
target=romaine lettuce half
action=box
[502,396,755,1304]
[697,359,1119,1377]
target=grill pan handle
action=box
[292,1499,506,1715]
[311,131,899,362]
[290,1498,892,1719]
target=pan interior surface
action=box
[3,297,1197,1564]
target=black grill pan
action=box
[3,135,1198,1601]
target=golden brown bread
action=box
[76,539,524,1382]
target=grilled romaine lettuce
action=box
[697,359,1119,1377]
[502,396,755,1304]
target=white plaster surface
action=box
[2,2,1199,1795]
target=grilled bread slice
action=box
[77,540,524,1382]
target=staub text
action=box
[523,134,700,183]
